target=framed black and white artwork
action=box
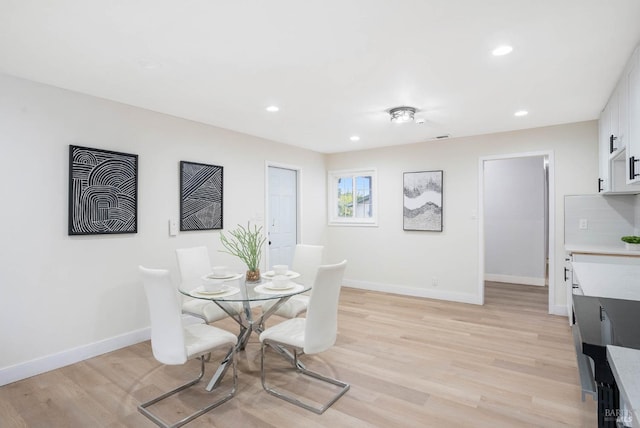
[403,170,443,231]
[68,145,138,235]
[180,161,223,231]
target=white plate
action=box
[195,285,233,295]
[263,270,300,279]
[254,283,304,295]
[204,272,240,280]
[192,286,240,299]
[265,282,296,291]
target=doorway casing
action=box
[478,150,556,314]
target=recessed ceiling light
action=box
[492,45,513,56]
[350,135,360,141]
[416,118,425,125]
[514,110,528,117]
[266,106,279,112]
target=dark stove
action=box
[572,294,640,428]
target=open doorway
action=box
[478,151,555,314]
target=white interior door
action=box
[268,166,297,269]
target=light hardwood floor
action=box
[0,282,596,427]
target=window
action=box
[328,169,377,226]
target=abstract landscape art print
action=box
[180,161,223,231]
[68,145,138,235]
[403,170,443,231]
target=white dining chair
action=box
[262,244,324,319]
[138,266,237,428]
[176,246,241,322]
[259,260,349,414]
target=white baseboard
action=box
[0,327,150,387]
[484,273,546,286]
[343,278,482,305]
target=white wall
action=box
[0,72,601,384]
[484,156,546,285]
[0,74,326,384]
[326,121,598,310]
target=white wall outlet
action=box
[579,219,588,230]
[432,276,438,287]
[169,219,179,236]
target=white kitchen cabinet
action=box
[610,85,621,155]
[598,43,640,193]
[599,105,611,192]
[599,88,626,193]
[627,45,640,184]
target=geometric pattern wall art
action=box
[68,145,138,235]
[403,170,443,232]
[180,161,223,231]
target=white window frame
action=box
[327,168,378,226]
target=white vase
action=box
[624,242,640,251]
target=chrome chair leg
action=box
[205,347,235,391]
[260,340,349,414]
[138,346,237,428]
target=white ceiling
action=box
[1,1,640,153]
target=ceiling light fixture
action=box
[492,45,513,56]
[266,105,279,112]
[389,106,416,123]
[350,135,360,141]
[514,110,528,117]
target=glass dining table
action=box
[179,271,310,391]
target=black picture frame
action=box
[68,145,138,235]
[180,161,223,231]
[403,170,443,232]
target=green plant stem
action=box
[219,223,266,271]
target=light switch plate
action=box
[169,219,179,236]
[579,219,588,230]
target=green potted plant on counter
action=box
[220,223,266,282]
[621,235,640,251]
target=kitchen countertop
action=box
[572,262,640,301]
[607,346,640,428]
[566,244,640,257]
